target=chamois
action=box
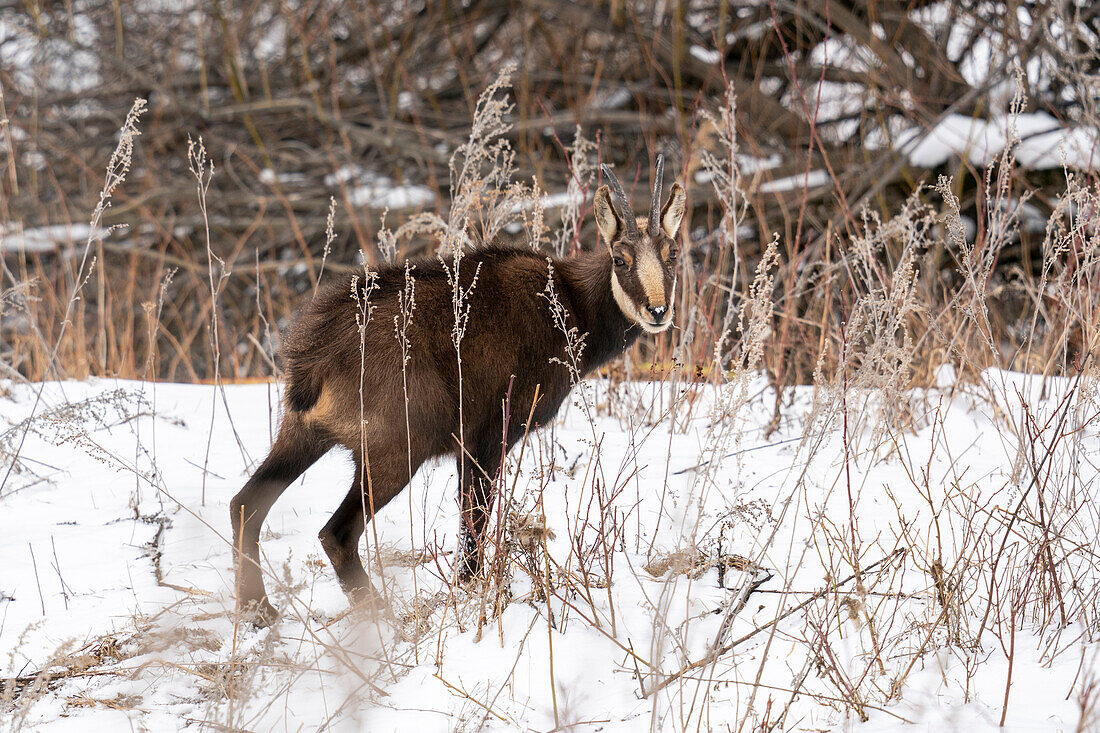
[231,156,687,623]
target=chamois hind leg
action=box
[231,413,332,625]
[457,443,504,582]
[319,444,425,608]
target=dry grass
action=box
[4,4,1100,730]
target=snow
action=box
[689,46,721,65]
[792,1,1100,166]
[595,87,633,111]
[760,169,830,193]
[1018,125,1100,170]
[0,15,101,94]
[896,112,1100,170]
[0,223,104,254]
[693,154,783,185]
[509,189,586,215]
[2,370,1098,730]
[810,36,879,74]
[325,166,437,210]
[808,81,869,142]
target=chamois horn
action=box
[649,154,664,237]
[599,164,639,235]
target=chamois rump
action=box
[231,157,687,623]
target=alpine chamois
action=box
[231,156,687,623]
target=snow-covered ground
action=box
[2,372,1098,731]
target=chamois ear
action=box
[594,185,621,247]
[661,182,686,239]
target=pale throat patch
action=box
[611,269,639,323]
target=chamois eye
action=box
[667,249,679,262]
[613,256,627,268]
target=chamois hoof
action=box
[346,582,397,622]
[346,579,384,607]
[456,566,485,591]
[240,596,279,628]
[456,553,485,586]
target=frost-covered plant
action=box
[698,83,749,373]
[551,127,598,258]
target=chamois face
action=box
[594,178,687,334]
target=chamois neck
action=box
[555,249,640,373]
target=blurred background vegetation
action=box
[1,0,1098,389]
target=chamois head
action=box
[594,156,687,334]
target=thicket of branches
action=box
[1,0,1098,386]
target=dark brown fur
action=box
[231,163,687,623]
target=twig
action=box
[28,542,45,615]
[646,548,905,697]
